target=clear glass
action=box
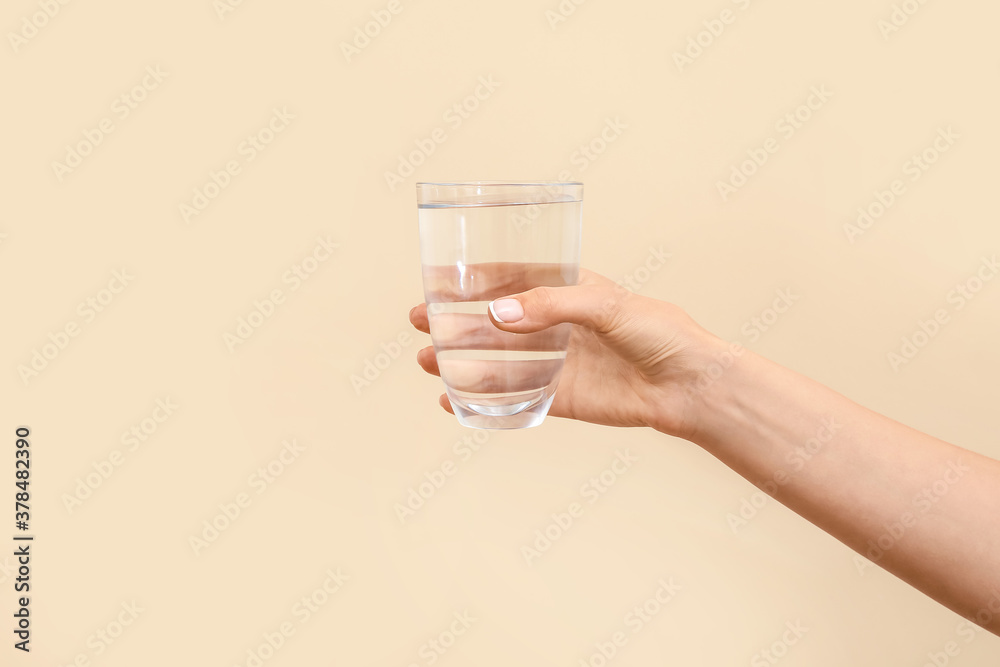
[417,181,583,429]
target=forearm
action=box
[678,340,1000,633]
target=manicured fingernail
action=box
[489,298,523,323]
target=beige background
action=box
[3,0,1000,664]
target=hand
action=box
[409,268,726,438]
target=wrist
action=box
[676,334,754,444]
[642,311,748,441]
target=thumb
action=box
[487,282,629,334]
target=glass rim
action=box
[416,181,583,188]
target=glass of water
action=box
[417,182,583,429]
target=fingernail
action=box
[489,298,523,323]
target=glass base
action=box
[447,390,556,430]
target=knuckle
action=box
[530,286,555,316]
[594,286,629,333]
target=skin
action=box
[410,268,1000,636]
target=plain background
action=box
[3,0,1000,664]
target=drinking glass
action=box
[417,182,583,429]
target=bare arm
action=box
[683,342,1000,632]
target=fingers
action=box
[488,281,631,335]
[417,354,454,416]
[435,355,565,393]
[421,262,578,302]
[416,346,440,376]
[409,304,429,334]
[421,343,567,393]
[414,302,517,349]
[425,310,508,349]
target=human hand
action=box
[409,268,726,438]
